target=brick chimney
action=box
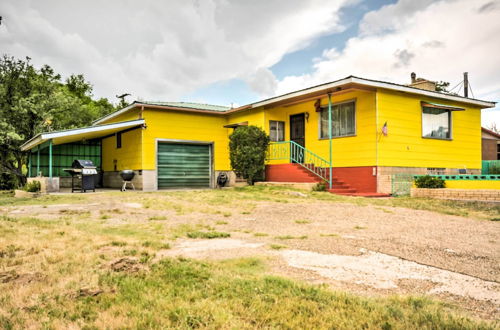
[408,72,436,91]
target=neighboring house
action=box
[481,127,500,160]
[21,75,496,195]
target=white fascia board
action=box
[21,135,43,152]
[21,119,145,151]
[92,103,138,125]
[252,77,353,108]
[251,77,495,109]
[350,77,495,108]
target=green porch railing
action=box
[267,141,331,184]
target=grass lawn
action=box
[0,187,498,328]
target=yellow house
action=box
[21,76,495,194]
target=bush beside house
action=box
[229,126,270,185]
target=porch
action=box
[265,141,387,197]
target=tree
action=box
[487,123,499,134]
[0,55,115,188]
[229,126,270,185]
[435,81,450,92]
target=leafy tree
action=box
[229,126,270,185]
[0,55,116,188]
[435,81,450,92]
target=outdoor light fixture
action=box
[305,112,310,122]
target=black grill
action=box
[64,159,98,193]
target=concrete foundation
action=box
[27,177,59,193]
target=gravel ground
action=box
[4,192,499,319]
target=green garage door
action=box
[157,143,211,189]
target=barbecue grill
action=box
[120,170,135,192]
[64,159,98,193]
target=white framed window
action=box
[422,107,451,139]
[319,101,355,139]
[269,121,285,142]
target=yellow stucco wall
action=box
[377,89,482,169]
[141,109,231,171]
[101,128,143,171]
[263,90,377,167]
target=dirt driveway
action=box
[1,187,499,319]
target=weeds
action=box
[294,219,311,224]
[148,215,167,221]
[275,235,308,240]
[269,244,287,250]
[186,231,230,239]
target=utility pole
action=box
[463,72,469,97]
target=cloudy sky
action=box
[1,0,499,126]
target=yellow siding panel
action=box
[377,90,482,169]
[98,108,142,125]
[102,128,142,171]
[263,90,377,167]
[142,109,230,171]
[227,108,265,127]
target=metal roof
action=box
[139,101,230,112]
[21,119,145,151]
[93,76,496,125]
[252,76,496,108]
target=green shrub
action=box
[24,180,41,192]
[229,126,270,185]
[414,175,446,188]
[312,181,327,191]
[0,173,17,190]
[488,163,500,174]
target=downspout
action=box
[328,93,332,190]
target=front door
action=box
[290,114,305,162]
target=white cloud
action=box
[0,0,353,102]
[275,0,500,127]
[246,68,278,98]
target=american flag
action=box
[381,121,388,136]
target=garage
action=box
[157,142,211,189]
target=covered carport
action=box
[20,119,145,191]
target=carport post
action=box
[36,146,40,176]
[28,151,31,178]
[48,139,53,178]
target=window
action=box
[269,121,285,142]
[319,101,355,138]
[116,132,122,148]
[422,107,451,139]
